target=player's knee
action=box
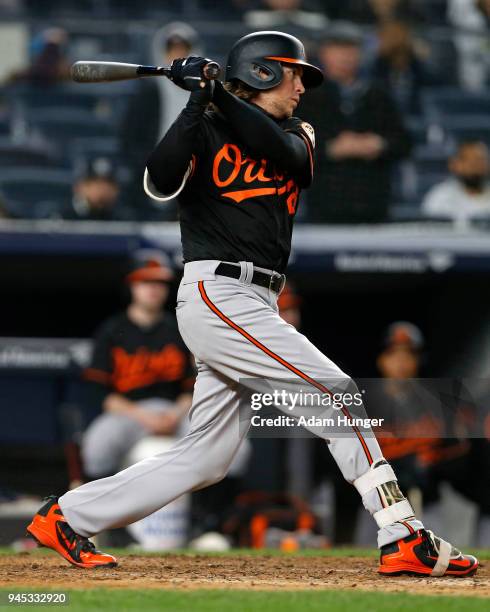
[193,449,232,487]
[81,433,118,478]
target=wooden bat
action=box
[71,60,221,83]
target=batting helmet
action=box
[225,31,323,91]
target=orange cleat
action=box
[26,496,117,569]
[379,529,478,577]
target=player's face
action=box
[253,65,305,119]
[451,144,490,179]
[319,43,360,84]
[377,346,419,379]
[76,178,119,210]
[130,281,169,312]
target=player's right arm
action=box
[145,88,208,201]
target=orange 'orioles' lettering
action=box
[212,143,299,213]
[110,344,186,393]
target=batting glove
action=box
[170,56,216,93]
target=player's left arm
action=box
[212,81,311,178]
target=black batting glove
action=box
[170,56,215,93]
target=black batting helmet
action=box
[225,31,323,91]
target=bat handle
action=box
[160,61,221,81]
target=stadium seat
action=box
[27,107,117,153]
[423,37,459,87]
[445,116,490,148]
[413,144,451,174]
[69,136,120,160]
[0,113,10,137]
[0,167,73,218]
[422,87,490,120]
[6,82,134,125]
[0,137,63,168]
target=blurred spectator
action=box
[8,27,70,86]
[81,251,194,480]
[0,0,23,13]
[370,20,441,114]
[422,141,490,226]
[303,23,411,223]
[448,0,490,91]
[245,0,329,30]
[324,0,427,25]
[61,157,131,221]
[120,22,200,216]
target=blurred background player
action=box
[81,251,194,480]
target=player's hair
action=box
[208,80,258,113]
[224,79,258,102]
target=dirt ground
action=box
[0,553,488,597]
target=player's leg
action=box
[176,269,478,576]
[26,361,251,566]
[80,412,150,479]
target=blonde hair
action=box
[224,80,257,102]
[208,80,258,112]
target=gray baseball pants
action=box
[59,260,423,547]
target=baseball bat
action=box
[71,60,221,83]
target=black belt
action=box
[215,263,286,294]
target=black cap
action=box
[382,322,424,352]
[75,157,118,182]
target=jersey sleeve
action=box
[83,322,114,403]
[283,117,315,187]
[146,90,209,204]
[144,155,196,202]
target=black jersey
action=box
[84,312,194,403]
[146,86,315,274]
[179,111,313,272]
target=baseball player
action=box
[27,31,478,577]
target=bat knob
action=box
[203,62,221,81]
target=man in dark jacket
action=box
[303,23,412,223]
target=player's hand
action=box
[170,56,216,93]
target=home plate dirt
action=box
[0,554,488,597]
